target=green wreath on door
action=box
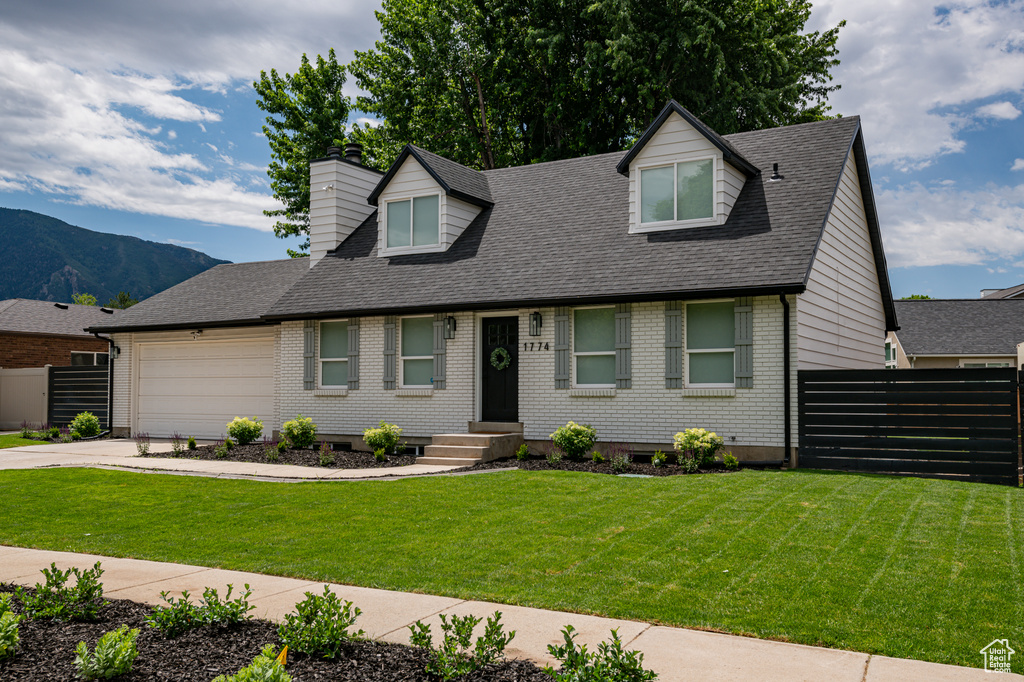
[490,346,512,370]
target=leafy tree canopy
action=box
[72,293,97,306]
[254,49,350,257]
[901,294,932,300]
[106,291,139,309]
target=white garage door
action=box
[136,338,274,438]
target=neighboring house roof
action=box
[0,298,119,337]
[616,100,759,178]
[981,283,1024,299]
[367,144,494,207]
[893,299,1024,356]
[86,258,309,333]
[267,115,896,329]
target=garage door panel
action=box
[136,338,275,438]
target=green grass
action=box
[0,467,1021,670]
[0,434,43,449]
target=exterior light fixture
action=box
[443,316,457,339]
[191,329,203,341]
[529,311,542,336]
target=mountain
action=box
[0,208,230,304]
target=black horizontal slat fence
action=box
[798,367,1020,485]
[48,366,110,429]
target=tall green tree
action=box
[106,291,139,309]
[254,49,351,256]
[72,293,97,306]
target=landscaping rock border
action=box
[141,443,418,470]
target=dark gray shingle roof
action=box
[0,299,120,337]
[87,258,308,333]
[367,145,493,207]
[268,116,886,320]
[893,299,1024,355]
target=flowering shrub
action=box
[282,415,317,448]
[226,417,263,445]
[69,411,101,438]
[672,428,724,469]
[363,421,403,455]
[550,422,597,461]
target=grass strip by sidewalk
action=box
[0,467,1020,671]
[0,434,43,449]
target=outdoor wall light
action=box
[191,329,203,340]
[443,316,457,339]
[529,311,542,336]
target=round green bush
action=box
[549,421,597,461]
[363,421,403,455]
[226,416,263,445]
[69,411,101,439]
[282,415,318,449]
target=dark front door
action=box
[482,316,518,422]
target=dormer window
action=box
[639,158,714,227]
[385,194,440,251]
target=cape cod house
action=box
[88,101,898,464]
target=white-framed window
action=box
[319,320,348,387]
[685,300,734,387]
[961,361,1011,368]
[385,194,440,251]
[71,351,108,366]
[885,340,897,369]
[400,315,434,387]
[573,306,616,388]
[638,157,715,228]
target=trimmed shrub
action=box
[213,645,291,682]
[651,451,667,468]
[363,421,402,455]
[550,422,597,461]
[723,452,740,470]
[74,625,139,680]
[282,415,317,449]
[69,411,101,439]
[516,444,530,461]
[278,586,363,659]
[591,450,605,464]
[16,562,105,622]
[147,584,254,638]
[409,611,514,681]
[0,594,21,661]
[672,428,724,469]
[226,416,263,445]
[546,626,657,681]
[187,436,197,451]
[373,448,387,463]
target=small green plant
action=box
[409,611,514,681]
[48,426,61,440]
[318,441,335,466]
[651,450,667,468]
[373,448,387,463]
[59,426,75,443]
[282,415,317,448]
[170,433,185,456]
[546,445,563,465]
[69,411,101,439]
[133,432,150,456]
[680,454,700,473]
[16,562,105,622]
[214,440,230,459]
[550,421,597,461]
[74,624,139,680]
[673,428,724,468]
[516,443,530,461]
[0,594,21,661]
[611,456,629,473]
[723,452,740,470]
[226,416,263,445]
[213,644,292,682]
[277,586,363,659]
[591,450,605,464]
[363,420,403,455]
[198,584,255,627]
[277,439,289,454]
[147,584,254,637]
[19,421,33,439]
[224,437,235,450]
[187,435,197,450]
[545,625,657,681]
[263,437,279,462]
[146,590,200,637]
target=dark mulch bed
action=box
[141,443,418,470]
[0,584,549,681]
[458,454,740,477]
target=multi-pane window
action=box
[885,340,897,369]
[386,194,440,249]
[686,301,734,386]
[573,307,615,387]
[400,316,434,387]
[319,320,348,387]
[71,352,108,366]
[640,159,714,225]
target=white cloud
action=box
[811,0,1024,169]
[977,101,1022,120]
[1013,159,1024,171]
[880,182,1024,267]
[167,130,177,140]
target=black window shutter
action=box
[615,303,632,389]
[554,307,570,389]
[735,297,753,388]
[383,316,396,389]
[432,313,446,389]
[347,318,360,390]
[303,320,315,390]
[665,302,682,388]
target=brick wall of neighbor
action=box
[279,296,796,457]
[0,332,109,369]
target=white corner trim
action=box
[680,388,736,397]
[569,388,617,398]
[396,388,433,397]
[313,388,348,397]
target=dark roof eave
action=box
[262,283,806,322]
[85,318,277,334]
[616,101,760,178]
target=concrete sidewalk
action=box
[0,439,462,481]
[0,546,1011,681]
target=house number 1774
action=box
[523,342,550,351]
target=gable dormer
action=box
[368,145,493,256]
[617,101,759,234]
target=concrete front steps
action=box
[419,422,524,466]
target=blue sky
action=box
[1,0,1023,298]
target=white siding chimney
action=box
[308,145,380,266]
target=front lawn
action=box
[0,433,43,449]
[0,467,1020,670]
